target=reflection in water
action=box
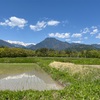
[0,72,63,91]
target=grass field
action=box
[0,57,100,100]
[0,57,100,64]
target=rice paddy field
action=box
[0,57,100,100]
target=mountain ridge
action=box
[0,40,14,47]
[0,38,100,51]
[30,38,70,50]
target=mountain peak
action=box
[45,37,58,40]
[44,37,61,42]
[30,37,70,50]
[0,38,100,50]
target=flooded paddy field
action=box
[0,63,63,91]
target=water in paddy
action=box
[0,64,63,91]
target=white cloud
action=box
[30,21,46,31]
[0,16,27,28]
[72,33,82,38]
[81,27,90,34]
[96,33,100,39]
[90,28,98,34]
[80,26,99,35]
[7,40,35,46]
[72,41,81,43]
[30,20,60,31]
[49,32,70,38]
[47,20,60,26]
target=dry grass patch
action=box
[49,61,90,74]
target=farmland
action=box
[0,57,100,100]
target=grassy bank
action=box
[0,57,100,100]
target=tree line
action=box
[0,47,100,58]
[0,47,35,57]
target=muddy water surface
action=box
[0,64,63,91]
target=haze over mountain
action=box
[6,40,35,48]
[0,40,14,47]
[0,38,100,51]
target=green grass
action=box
[0,57,100,64]
[0,57,100,100]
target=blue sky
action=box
[0,0,100,45]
